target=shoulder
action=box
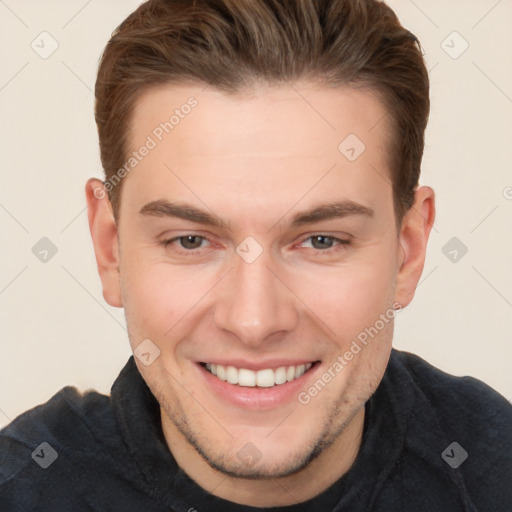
[0,384,114,449]
[390,349,512,425]
[0,385,118,506]
[388,349,512,506]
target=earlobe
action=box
[394,186,436,308]
[85,178,123,308]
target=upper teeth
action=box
[205,363,313,387]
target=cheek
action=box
[120,256,218,340]
[295,255,396,342]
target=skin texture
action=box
[85,82,435,507]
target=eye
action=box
[300,235,351,252]
[159,233,351,257]
[161,235,209,251]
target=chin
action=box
[199,442,319,480]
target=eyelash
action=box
[160,234,351,256]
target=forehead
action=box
[122,82,393,223]
[130,81,390,154]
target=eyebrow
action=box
[139,200,228,228]
[289,200,374,226]
[139,199,374,229]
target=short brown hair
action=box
[95,0,429,225]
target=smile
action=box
[201,362,315,388]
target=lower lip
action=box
[196,363,320,410]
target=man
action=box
[1,0,510,510]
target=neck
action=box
[161,406,365,507]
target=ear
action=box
[85,178,123,307]
[394,186,436,308]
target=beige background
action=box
[1,0,511,427]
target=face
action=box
[89,81,432,480]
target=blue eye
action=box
[160,234,351,257]
[162,235,209,251]
[301,235,350,252]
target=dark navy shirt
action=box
[1,349,511,511]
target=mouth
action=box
[200,361,318,388]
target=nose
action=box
[213,247,299,347]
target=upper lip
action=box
[199,359,319,371]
